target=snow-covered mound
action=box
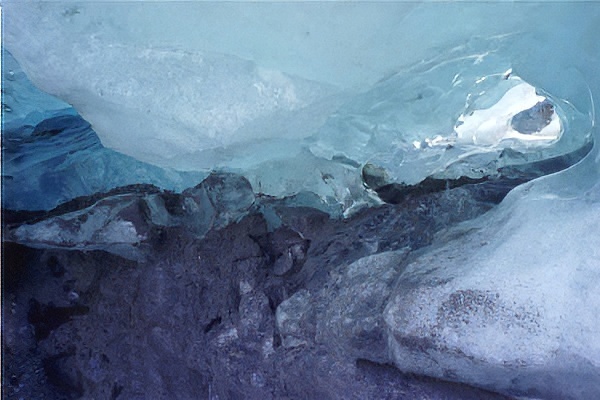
[384,159,600,399]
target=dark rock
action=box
[374,175,489,204]
[316,250,410,362]
[2,174,520,399]
[28,300,89,341]
[510,99,554,134]
[362,162,390,190]
[2,242,31,290]
[42,351,84,398]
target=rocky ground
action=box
[2,174,516,399]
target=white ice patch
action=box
[454,80,561,147]
[13,203,144,249]
[97,220,144,244]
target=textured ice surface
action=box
[311,43,593,188]
[2,2,344,169]
[2,51,207,211]
[3,2,596,213]
[383,170,600,399]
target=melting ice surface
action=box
[2,1,600,397]
[2,51,208,211]
[311,46,593,190]
[3,1,597,212]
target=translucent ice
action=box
[1,49,75,134]
[2,2,343,169]
[311,43,593,190]
[2,51,207,211]
[3,2,597,211]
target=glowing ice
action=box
[454,79,561,147]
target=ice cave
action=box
[2,1,600,399]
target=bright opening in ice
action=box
[310,42,593,200]
[454,77,561,147]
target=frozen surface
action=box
[2,51,207,211]
[1,48,75,133]
[312,44,593,187]
[2,2,344,169]
[3,2,597,210]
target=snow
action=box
[384,172,600,398]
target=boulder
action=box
[384,195,600,399]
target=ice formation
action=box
[2,51,208,210]
[383,159,600,399]
[2,2,345,169]
[312,49,593,192]
[3,2,596,211]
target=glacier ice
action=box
[2,2,344,169]
[2,51,208,211]
[2,48,76,134]
[311,41,594,194]
[3,1,595,211]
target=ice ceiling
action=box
[1,1,599,206]
[3,1,599,212]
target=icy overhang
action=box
[2,1,598,212]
